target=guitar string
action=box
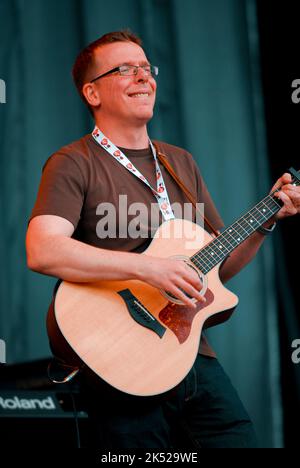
[190,187,288,274]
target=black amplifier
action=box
[0,389,87,418]
[0,358,89,445]
[0,389,89,446]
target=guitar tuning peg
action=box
[288,167,300,184]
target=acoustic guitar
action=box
[50,168,299,396]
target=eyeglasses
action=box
[90,64,159,83]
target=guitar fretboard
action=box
[191,171,299,274]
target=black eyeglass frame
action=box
[90,64,159,83]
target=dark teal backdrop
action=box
[0,0,286,447]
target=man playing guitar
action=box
[26,30,300,448]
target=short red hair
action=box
[72,30,142,114]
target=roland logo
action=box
[0,395,56,410]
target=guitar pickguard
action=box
[159,289,214,344]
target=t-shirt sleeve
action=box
[192,159,224,233]
[29,152,86,229]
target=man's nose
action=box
[134,67,149,82]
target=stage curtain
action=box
[0,0,283,447]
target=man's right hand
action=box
[136,256,206,308]
[27,215,205,308]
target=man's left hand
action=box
[271,172,300,221]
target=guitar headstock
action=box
[289,167,300,186]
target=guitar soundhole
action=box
[166,289,194,301]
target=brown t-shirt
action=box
[30,134,224,356]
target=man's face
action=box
[90,41,157,125]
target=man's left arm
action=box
[219,172,300,283]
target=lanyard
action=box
[92,126,175,221]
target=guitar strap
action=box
[153,142,220,237]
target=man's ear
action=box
[82,82,101,108]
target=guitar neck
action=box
[191,171,300,274]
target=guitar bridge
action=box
[117,289,166,338]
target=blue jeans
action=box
[81,355,258,448]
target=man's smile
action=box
[129,92,150,98]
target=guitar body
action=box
[52,219,238,396]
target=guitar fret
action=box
[260,195,278,213]
[209,246,224,263]
[191,192,284,274]
[225,228,239,244]
[198,232,234,271]
[214,239,231,255]
[244,213,260,229]
[189,168,300,275]
[231,223,247,240]
[209,243,224,259]
[193,251,212,272]
[219,235,235,251]
[258,196,280,219]
[237,220,253,236]
[253,205,268,222]
[241,216,257,233]
[249,207,263,222]
[200,248,216,268]
[198,258,211,274]
[262,205,275,218]
[268,193,282,210]
[196,254,210,270]
[194,242,223,272]
[191,256,205,272]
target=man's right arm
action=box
[26,215,204,308]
